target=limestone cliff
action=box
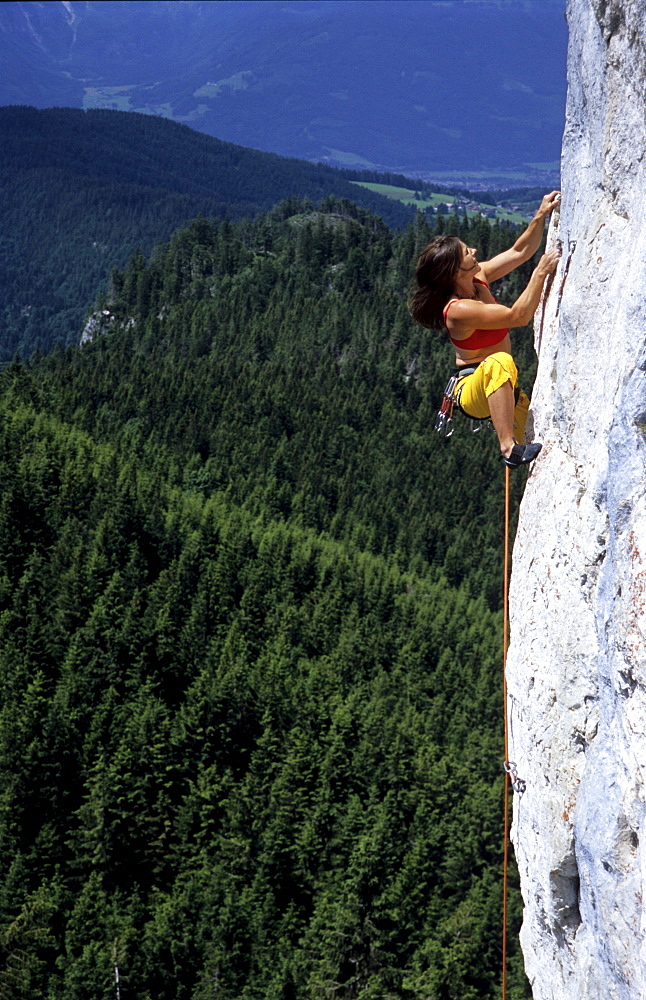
[506,1,646,997]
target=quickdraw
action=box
[434,374,459,437]
[503,759,526,796]
[555,237,577,316]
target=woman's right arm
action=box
[446,250,561,332]
[479,191,560,283]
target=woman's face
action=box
[458,243,479,274]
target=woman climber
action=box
[410,191,561,467]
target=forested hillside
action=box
[0,198,538,998]
[0,107,412,361]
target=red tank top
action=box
[444,279,508,350]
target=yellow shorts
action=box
[456,352,530,442]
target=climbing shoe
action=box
[501,442,542,468]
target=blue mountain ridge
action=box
[1,0,567,184]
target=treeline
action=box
[0,198,537,998]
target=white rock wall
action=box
[506,1,646,997]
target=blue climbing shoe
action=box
[502,442,542,468]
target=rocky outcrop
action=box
[506,1,646,997]
[80,309,115,346]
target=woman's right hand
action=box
[536,191,561,218]
[536,248,561,278]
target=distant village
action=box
[417,195,531,222]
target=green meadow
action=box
[350,181,531,223]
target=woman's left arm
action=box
[479,190,560,283]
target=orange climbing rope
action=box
[500,468,526,996]
[502,465,511,1000]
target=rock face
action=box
[506,1,646,997]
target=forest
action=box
[0,195,542,998]
[0,107,413,362]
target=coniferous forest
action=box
[0,107,412,362]
[0,195,541,999]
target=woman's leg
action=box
[487,380,515,458]
[456,353,539,465]
[457,352,518,455]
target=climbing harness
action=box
[435,365,527,440]
[555,237,577,316]
[501,465,526,1000]
[434,365,486,437]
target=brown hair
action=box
[409,235,463,329]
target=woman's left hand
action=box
[537,190,561,218]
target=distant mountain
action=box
[0,105,415,361]
[0,0,567,184]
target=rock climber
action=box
[410,191,561,467]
